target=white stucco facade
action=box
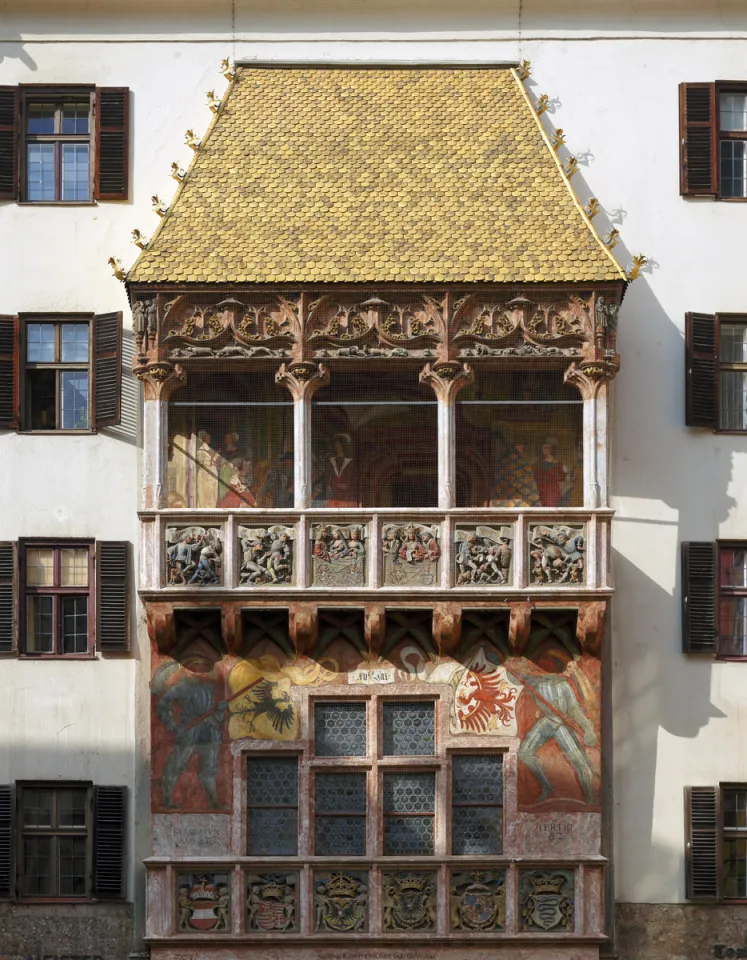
[2,2,747,954]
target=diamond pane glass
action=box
[384,815,434,855]
[315,772,366,813]
[315,702,367,757]
[452,755,503,804]
[384,771,435,813]
[452,806,503,855]
[247,757,298,805]
[316,815,367,856]
[248,807,298,856]
[383,701,435,756]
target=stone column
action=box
[275,361,330,509]
[564,359,618,509]
[135,363,187,510]
[419,361,474,509]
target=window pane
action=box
[720,548,747,588]
[247,757,298,856]
[27,369,57,430]
[452,755,503,804]
[27,143,56,202]
[26,596,54,653]
[62,104,89,135]
[23,836,53,896]
[723,837,747,899]
[61,323,89,363]
[720,370,747,430]
[60,371,89,429]
[315,772,367,855]
[721,93,747,132]
[58,788,87,827]
[720,323,747,363]
[719,597,747,657]
[311,370,438,508]
[383,772,435,855]
[27,103,55,134]
[383,702,435,756]
[60,548,88,587]
[27,323,56,363]
[61,144,90,202]
[315,702,367,757]
[62,596,88,654]
[720,140,747,199]
[58,836,87,896]
[724,789,747,830]
[26,548,55,586]
[23,788,53,827]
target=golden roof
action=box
[128,66,625,284]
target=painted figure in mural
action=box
[514,658,597,804]
[196,430,220,507]
[534,439,573,507]
[156,666,228,809]
[490,442,541,507]
[262,453,294,507]
[326,433,357,507]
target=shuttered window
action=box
[682,541,747,659]
[96,541,129,652]
[686,786,720,900]
[680,82,747,199]
[685,313,747,432]
[0,87,129,203]
[93,785,127,898]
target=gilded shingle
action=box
[128,67,625,284]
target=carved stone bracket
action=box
[135,362,187,402]
[290,603,317,656]
[577,600,607,656]
[275,361,330,401]
[564,356,620,400]
[419,361,474,401]
[433,603,462,657]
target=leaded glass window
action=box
[314,772,367,856]
[451,754,503,855]
[247,756,299,856]
[383,701,435,757]
[315,702,367,758]
[383,771,435,855]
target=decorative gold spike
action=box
[132,229,148,250]
[584,198,600,219]
[564,156,579,178]
[536,94,549,116]
[517,60,531,81]
[604,228,620,250]
[151,195,168,217]
[107,257,125,281]
[627,254,648,281]
[220,57,236,80]
[185,129,200,151]
[551,129,566,151]
[206,90,221,113]
[170,162,185,181]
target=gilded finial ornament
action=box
[626,254,648,281]
[185,129,200,151]
[107,257,125,281]
[132,229,148,250]
[170,162,185,181]
[206,90,221,113]
[220,57,236,80]
[151,195,168,217]
[564,156,579,178]
[584,198,600,219]
[603,228,619,250]
[536,94,549,116]
[517,60,532,80]
[551,129,566,151]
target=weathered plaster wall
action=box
[1,3,747,956]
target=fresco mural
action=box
[152,614,599,815]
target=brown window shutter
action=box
[0,542,16,654]
[685,786,720,899]
[92,311,122,428]
[93,785,126,899]
[685,312,717,428]
[0,86,18,201]
[94,88,130,201]
[0,315,19,429]
[96,541,129,652]
[680,82,717,197]
[0,784,13,899]
[682,541,717,654]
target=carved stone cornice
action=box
[419,361,474,402]
[134,362,187,401]
[275,361,330,400]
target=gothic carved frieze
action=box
[239,525,295,586]
[455,525,514,586]
[311,524,368,587]
[519,869,575,932]
[246,872,298,932]
[381,522,441,586]
[314,871,368,932]
[382,872,437,932]
[166,525,224,586]
[528,523,586,585]
[177,872,231,933]
[450,870,506,932]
